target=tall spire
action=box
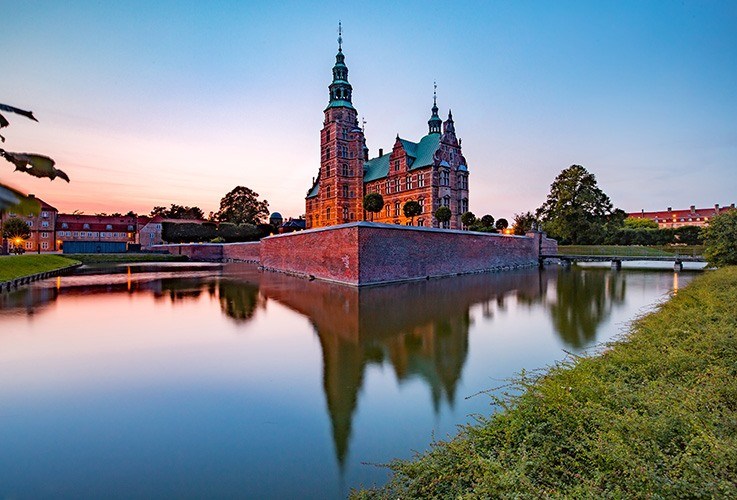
[327,22,354,109]
[428,81,442,134]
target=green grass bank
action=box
[0,254,81,282]
[70,253,189,264]
[354,268,737,498]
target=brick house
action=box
[0,194,58,253]
[627,203,735,229]
[56,214,137,250]
[305,32,470,230]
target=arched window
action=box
[326,207,331,220]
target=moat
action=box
[0,263,695,498]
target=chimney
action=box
[690,205,695,214]
[715,203,720,214]
[731,203,735,209]
[28,194,35,199]
[667,207,672,212]
[379,148,383,157]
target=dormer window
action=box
[106,224,113,230]
[83,223,90,229]
[61,222,68,229]
[394,160,400,171]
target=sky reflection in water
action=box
[0,263,693,498]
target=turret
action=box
[428,82,442,134]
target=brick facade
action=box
[306,39,470,230]
[0,194,58,253]
[627,203,736,229]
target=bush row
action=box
[162,222,273,243]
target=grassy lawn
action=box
[558,245,704,257]
[354,267,737,498]
[0,254,81,282]
[70,253,189,264]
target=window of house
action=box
[343,207,348,220]
[106,224,113,230]
[61,222,68,229]
[41,232,48,238]
[394,159,400,171]
[88,232,93,237]
[325,129,331,141]
[73,232,78,237]
[340,145,348,158]
[418,173,425,188]
[40,221,49,228]
[325,147,331,159]
[442,196,450,208]
[27,221,33,227]
[341,128,348,140]
[25,241,33,249]
[42,242,49,249]
[459,175,468,190]
[83,223,90,229]
[417,219,424,227]
[461,198,469,214]
[342,185,348,197]
[342,164,349,176]
[350,212,355,220]
[385,205,390,217]
[41,211,48,218]
[394,201,400,216]
[326,207,331,220]
[442,220,450,229]
[405,176,412,190]
[394,178,400,192]
[418,198,425,213]
[385,180,391,194]
[326,186,331,198]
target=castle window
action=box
[342,185,348,197]
[406,176,412,190]
[394,160,400,171]
[326,207,331,220]
[459,174,468,190]
[385,180,391,194]
[394,201,400,216]
[350,212,355,220]
[461,198,469,214]
[440,170,450,186]
[326,186,331,198]
[394,178,400,192]
[418,173,426,188]
[341,128,348,140]
[343,207,348,220]
[442,196,450,208]
[325,147,331,159]
[417,219,424,227]
[342,164,349,176]
[418,198,425,213]
[385,205,390,217]
[340,145,348,158]
[326,164,332,177]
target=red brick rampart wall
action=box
[260,225,360,284]
[222,242,260,263]
[260,222,541,286]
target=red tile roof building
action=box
[55,214,137,250]
[627,203,735,229]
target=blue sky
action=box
[3,0,736,218]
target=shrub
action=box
[702,210,737,266]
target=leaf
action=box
[0,183,41,214]
[0,150,70,182]
[0,104,38,122]
[0,112,9,128]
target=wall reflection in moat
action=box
[0,263,663,472]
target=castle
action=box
[305,28,470,230]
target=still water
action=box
[0,263,694,498]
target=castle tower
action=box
[309,23,366,228]
[428,82,442,135]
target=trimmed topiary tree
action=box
[403,200,422,225]
[435,206,451,228]
[363,192,384,221]
[461,211,476,229]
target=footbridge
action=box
[540,254,706,272]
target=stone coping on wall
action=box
[263,221,530,240]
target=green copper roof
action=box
[325,100,355,110]
[363,133,440,182]
[306,176,320,198]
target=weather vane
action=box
[361,116,366,132]
[433,81,437,106]
[338,21,342,51]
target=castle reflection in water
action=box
[1,262,635,467]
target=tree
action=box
[435,206,451,227]
[461,211,476,228]
[495,218,509,231]
[363,193,384,221]
[624,217,658,229]
[215,186,269,225]
[480,214,495,228]
[537,165,616,244]
[702,210,737,267]
[675,225,703,245]
[512,211,537,235]
[1,103,69,214]
[149,204,204,220]
[2,216,31,250]
[403,200,422,224]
